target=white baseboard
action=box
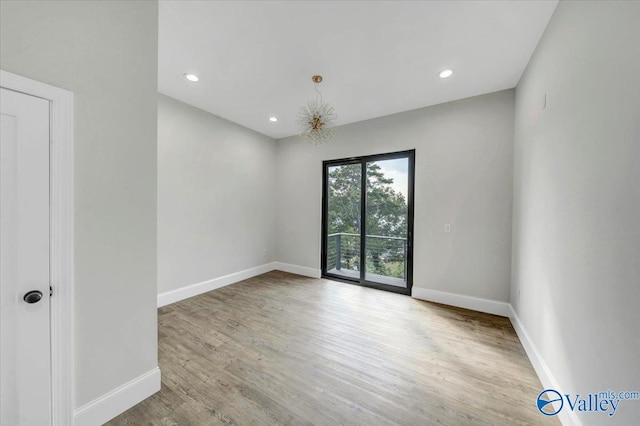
[157,263,276,307]
[411,287,510,317]
[74,367,160,426]
[509,306,583,426]
[272,262,321,278]
[157,262,321,308]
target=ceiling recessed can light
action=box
[269,116,278,122]
[184,73,199,82]
[439,69,453,79]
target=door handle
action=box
[23,290,43,304]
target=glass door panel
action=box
[326,163,361,280]
[365,158,409,288]
[322,150,414,295]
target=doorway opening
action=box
[321,150,415,295]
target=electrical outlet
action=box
[444,224,451,233]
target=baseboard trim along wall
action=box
[411,287,511,317]
[271,262,322,279]
[157,262,321,307]
[509,307,583,426]
[157,263,275,307]
[74,367,161,426]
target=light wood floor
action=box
[108,271,557,425]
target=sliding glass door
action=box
[322,150,414,295]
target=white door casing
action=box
[0,70,74,426]
[1,88,51,425]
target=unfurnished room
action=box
[0,1,639,425]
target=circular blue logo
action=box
[537,389,564,416]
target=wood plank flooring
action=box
[107,271,557,425]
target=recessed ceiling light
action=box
[269,116,278,122]
[184,73,199,82]
[439,69,453,79]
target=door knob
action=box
[23,290,43,304]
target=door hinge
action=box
[50,285,53,297]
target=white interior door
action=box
[1,88,51,426]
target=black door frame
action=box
[321,149,415,295]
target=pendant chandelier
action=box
[297,75,337,146]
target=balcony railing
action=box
[327,232,407,281]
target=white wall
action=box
[157,94,277,294]
[0,0,158,409]
[512,1,640,425]
[277,90,514,302]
